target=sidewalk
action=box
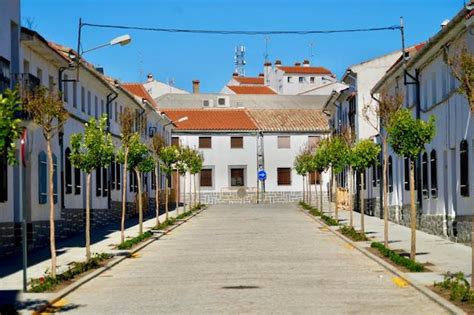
[333,206,471,286]
[0,206,184,292]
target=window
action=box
[94,98,98,119]
[172,137,180,146]
[310,77,315,84]
[230,136,243,149]
[116,162,121,190]
[404,157,410,191]
[130,171,138,193]
[388,156,393,193]
[101,99,105,117]
[74,166,81,195]
[200,169,213,187]
[277,136,290,149]
[81,86,85,112]
[65,148,72,194]
[48,75,54,92]
[217,97,226,106]
[422,152,429,198]
[277,168,291,185]
[114,102,118,123]
[199,137,212,149]
[0,56,11,92]
[63,74,69,102]
[96,168,102,197]
[0,148,8,202]
[36,68,43,84]
[102,167,108,197]
[94,95,98,118]
[422,79,428,110]
[151,168,156,190]
[299,77,304,83]
[377,159,382,185]
[53,154,58,204]
[441,67,448,99]
[111,161,116,190]
[73,81,77,108]
[431,72,437,105]
[460,140,469,197]
[230,168,244,187]
[287,76,292,83]
[38,151,47,204]
[430,150,438,198]
[87,91,91,115]
[310,172,321,185]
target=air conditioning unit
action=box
[216,96,230,107]
[202,99,214,108]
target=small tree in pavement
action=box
[349,139,380,233]
[149,133,165,227]
[159,145,179,220]
[70,115,114,261]
[313,140,331,212]
[23,87,68,277]
[188,149,203,207]
[387,109,435,261]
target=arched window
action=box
[65,148,72,194]
[430,150,438,198]
[38,151,47,204]
[422,152,429,198]
[388,156,393,193]
[460,140,469,197]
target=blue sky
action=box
[22,0,464,93]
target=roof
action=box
[276,66,333,75]
[385,43,425,73]
[247,109,329,132]
[161,109,258,131]
[122,83,158,109]
[227,85,276,95]
[233,76,264,85]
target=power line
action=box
[82,22,401,36]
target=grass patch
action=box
[370,242,424,272]
[434,272,474,303]
[117,230,153,250]
[30,253,112,293]
[299,201,337,225]
[321,214,338,226]
[339,225,369,241]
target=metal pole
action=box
[76,18,82,81]
[20,133,27,292]
[400,17,406,62]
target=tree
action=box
[0,89,23,165]
[23,87,68,277]
[117,108,135,244]
[314,140,331,212]
[325,136,350,222]
[176,146,192,212]
[149,133,165,227]
[126,133,154,236]
[349,139,381,233]
[70,115,113,261]
[365,89,404,247]
[188,149,203,208]
[159,145,179,220]
[294,149,313,203]
[387,109,435,261]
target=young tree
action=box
[23,87,68,277]
[70,115,114,261]
[117,108,135,244]
[365,89,404,247]
[159,145,179,220]
[149,133,165,226]
[126,133,154,236]
[314,140,331,212]
[387,109,435,261]
[188,149,203,208]
[176,146,192,212]
[350,139,381,233]
[0,89,23,165]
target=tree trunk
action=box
[302,176,305,203]
[120,151,128,244]
[189,172,192,209]
[175,172,179,215]
[320,181,323,213]
[198,173,201,207]
[360,171,365,234]
[46,140,57,277]
[136,169,143,236]
[307,173,311,205]
[314,172,318,207]
[383,139,389,247]
[349,167,353,228]
[409,160,417,261]
[85,172,91,261]
[183,174,186,212]
[193,174,197,208]
[334,173,338,223]
[155,166,160,227]
[165,176,169,221]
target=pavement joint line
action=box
[30,206,207,315]
[297,206,465,315]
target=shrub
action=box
[321,214,338,226]
[117,230,153,250]
[435,272,474,303]
[339,225,368,241]
[370,242,424,272]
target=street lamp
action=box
[164,116,188,127]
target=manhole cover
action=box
[221,285,260,290]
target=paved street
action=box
[59,204,446,314]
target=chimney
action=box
[192,80,200,94]
[95,67,104,74]
[303,60,310,67]
[232,72,239,77]
[264,62,272,85]
[275,59,282,65]
[294,62,301,66]
[258,73,264,77]
[147,73,154,82]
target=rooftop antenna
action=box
[138,51,144,82]
[167,77,175,92]
[309,41,315,64]
[234,45,246,76]
[264,36,270,63]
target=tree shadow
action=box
[0,290,83,314]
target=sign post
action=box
[257,170,267,204]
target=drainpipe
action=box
[106,91,119,211]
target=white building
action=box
[371,5,474,242]
[142,73,188,99]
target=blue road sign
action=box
[258,170,267,181]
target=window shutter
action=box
[102,167,108,197]
[38,151,47,204]
[277,168,291,185]
[422,152,429,197]
[200,169,212,187]
[74,167,81,195]
[53,154,58,204]
[460,140,469,197]
[116,163,121,190]
[96,168,102,197]
[65,148,72,194]
[430,150,438,198]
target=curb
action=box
[31,206,207,314]
[298,206,465,315]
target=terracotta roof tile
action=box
[234,77,264,85]
[122,83,158,109]
[161,109,258,131]
[276,66,333,75]
[227,85,276,95]
[247,109,329,132]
